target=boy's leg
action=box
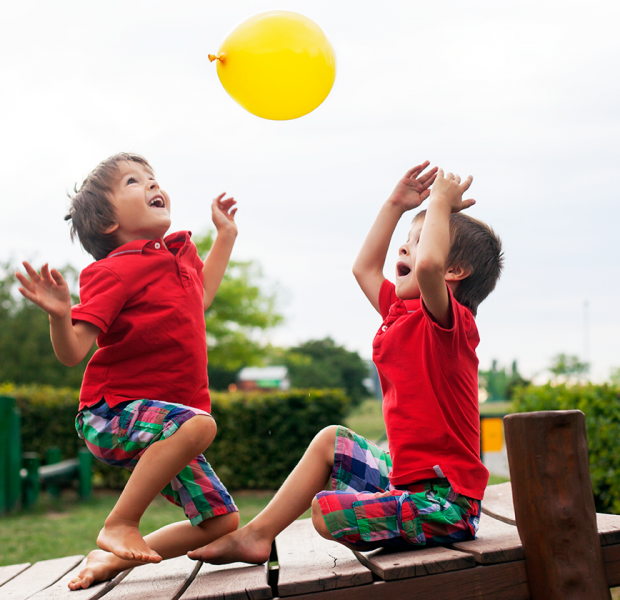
[78,399,220,564]
[187,424,340,564]
[71,431,239,590]
[97,413,217,562]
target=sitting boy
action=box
[16,153,240,588]
[188,160,503,563]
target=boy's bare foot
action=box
[97,520,162,563]
[187,526,272,565]
[68,550,125,590]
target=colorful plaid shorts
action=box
[76,398,238,526]
[316,426,481,549]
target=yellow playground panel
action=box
[481,417,504,453]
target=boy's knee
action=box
[313,425,338,453]
[180,415,217,452]
[311,496,333,541]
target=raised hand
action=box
[387,161,439,212]
[429,169,476,214]
[211,193,238,235]
[15,262,72,320]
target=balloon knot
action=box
[208,53,225,64]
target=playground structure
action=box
[0,395,92,514]
[0,410,619,599]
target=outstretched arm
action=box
[15,262,100,366]
[415,169,475,328]
[353,161,437,313]
[203,193,238,310]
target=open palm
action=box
[389,161,438,211]
[15,262,72,320]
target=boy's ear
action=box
[103,222,119,235]
[445,264,472,282]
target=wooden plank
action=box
[101,555,199,600]
[484,482,620,546]
[504,411,610,600]
[275,519,373,597]
[452,512,524,564]
[0,555,84,600]
[28,558,131,600]
[353,545,474,581]
[603,544,620,588]
[288,560,530,600]
[0,564,30,587]
[482,482,515,525]
[596,513,620,546]
[179,561,271,600]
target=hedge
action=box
[512,383,620,514]
[0,383,350,490]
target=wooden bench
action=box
[1,411,618,599]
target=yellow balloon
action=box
[210,11,336,120]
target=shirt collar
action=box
[106,231,192,259]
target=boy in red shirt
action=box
[15,153,240,588]
[189,160,502,564]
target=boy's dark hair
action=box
[65,153,154,261]
[414,210,503,316]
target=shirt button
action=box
[154,242,161,249]
[382,325,387,331]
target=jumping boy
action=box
[15,153,240,589]
[188,160,503,564]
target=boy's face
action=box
[106,161,171,244]
[395,218,424,300]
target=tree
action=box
[276,337,369,405]
[479,359,529,402]
[194,232,283,389]
[610,367,620,386]
[549,353,589,383]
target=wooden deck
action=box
[1,482,620,600]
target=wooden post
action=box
[504,410,610,600]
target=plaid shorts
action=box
[316,427,481,549]
[76,398,238,526]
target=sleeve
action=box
[189,240,205,286]
[420,286,473,356]
[378,279,399,320]
[71,264,128,333]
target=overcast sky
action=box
[1,0,619,381]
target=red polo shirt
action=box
[373,280,488,500]
[71,231,211,412]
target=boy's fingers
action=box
[462,198,476,210]
[460,175,474,191]
[41,263,52,281]
[419,168,438,187]
[213,192,226,203]
[15,272,33,291]
[50,269,65,285]
[404,160,430,179]
[22,261,41,282]
[454,174,461,184]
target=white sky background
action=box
[1,0,619,382]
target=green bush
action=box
[0,383,350,491]
[208,388,350,489]
[512,383,620,514]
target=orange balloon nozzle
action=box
[208,53,226,64]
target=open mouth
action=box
[148,196,165,208]
[397,262,411,278]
